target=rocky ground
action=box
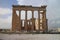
[0,34,60,40]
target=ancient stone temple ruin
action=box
[12,5,48,32]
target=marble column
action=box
[19,10,21,31]
[25,10,27,31]
[42,10,46,32]
[12,9,16,31]
[32,10,34,31]
[44,10,47,32]
[38,10,40,31]
[46,19,48,32]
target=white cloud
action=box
[0,15,12,22]
[0,7,12,23]
[0,8,12,15]
[16,0,48,6]
[0,8,12,29]
[0,15,12,29]
[17,0,24,5]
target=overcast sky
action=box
[0,0,60,29]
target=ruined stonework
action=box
[12,5,48,32]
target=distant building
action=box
[57,28,60,32]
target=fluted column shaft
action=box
[32,10,34,31]
[12,9,16,31]
[38,10,40,31]
[25,10,27,31]
[19,10,21,31]
[42,10,46,32]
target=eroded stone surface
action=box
[0,34,60,40]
